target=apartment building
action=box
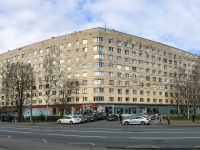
[0,27,199,116]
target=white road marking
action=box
[130,137,200,140]
[48,134,107,138]
[60,130,200,134]
[0,130,33,134]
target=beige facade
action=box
[0,27,199,114]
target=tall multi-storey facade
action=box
[0,27,200,116]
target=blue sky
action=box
[0,0,200,54]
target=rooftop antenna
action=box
[105,22,106,29]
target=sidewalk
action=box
[151,119,200,126]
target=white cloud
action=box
[0,0,200,54]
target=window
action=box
[109,55,114,60]
[118,73,122,77]
[94,96,104,101]
[83,97,88,101]
[67,50,71,55]
[125,81,129,86]
[125,58,129,62]
[93,45,104,51]
[67,66,71,70]
[83,39,87,44]
[82,80,87,85]
[117,56,121,61]
[82,72,87,77]
[124,42,129,47]
[132,44,136,48]
[132,59,136,64]
[67,42,72,47]
[145,47,149,52]
[109,72,114,77]
[125,50,129,55]
[109,39,113,44]
[82,89,87,94]
[67,58,71,63]
[109,97,114,102]
[117,65,122,69]
[60,44,64,49]
[117,40,121,46]
[83,47,88,52]
[139,53,143,57]
[94,37,104,42]
[93,79,104,84]
[109,80,114,85]
[108,47,113,52]
[126,97,130,102]
[82,64,88,69]
[93,71,104,76]
[132,51,136,56]
[93,62,104,67]
[39,49,43,53]
[117,97,122,102]
[28,52,31,57]
[109,88,114,94]
[140,98,144,102]
[117,49,121,53]
[117,81,122,86]
[60,59,64,64]
[94,88,104,93]
[125,66,129,70]
[118,89,122,94]
[139,45,142,50]
[133,98,137,102]
[108,63,114,68]
[60,52,64,57]
[34,50,37,55]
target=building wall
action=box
[0,27,199,115]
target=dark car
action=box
[96,112,107,120]
[107,114,118,121]
[79,115,89,123]
[85,114,96,122]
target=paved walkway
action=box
[151,119,200,126]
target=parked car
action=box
[57,116,81,124]
[122,116,150,125]
[79,115,89,123]
[85,114,96,122]
[107,114,118,121]
[96,112,107,120]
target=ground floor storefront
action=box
[22,104,200,117]
[1,104,200,118]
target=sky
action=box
[0,0,200,55]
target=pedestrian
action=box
[21,114,24,123]
[159,114,162,123]
[2,114,5,122]
[167,114,170,125]
[192,113,195,122]
[119,113,122,123]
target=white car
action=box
[57,116,81,124]
[122,116,150,125]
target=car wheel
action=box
[124,121,129,125]
[58,121,61,124]
[70,121,73,125]
[141,121,145,125]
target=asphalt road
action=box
[1,120,200,149]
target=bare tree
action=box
[43,47,60,121]
[57,72,79,117]
[1,62,34,121]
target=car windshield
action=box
[72,116,79,118]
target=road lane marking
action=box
[127,145,159,148]
[0,130,33,134]
[130,137,200,140]
[68,142,96,146]
[60,130,200,134]
[48,134,107,138]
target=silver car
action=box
[57,116,81,124]
[122,116,150,125]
